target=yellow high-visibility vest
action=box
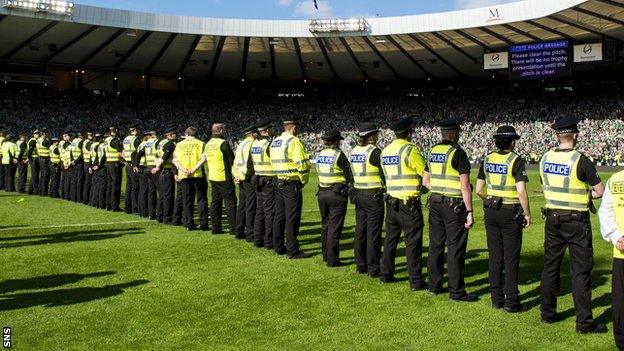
[27,137,38,158]
[608,171,624,259]
[82,140,92,163]
[89,142,100,165]
[540,149,590,211]
[36,136,50,157]
[251,138,274,177]
[60,140,71,167]
[156,139,174,169]
[70,137,83,161]
[123,135,138,162]
[204,137,227,182]
[144,138,159,167]
[174,137,204,180]
[428,143,462,198]
[49,144,61,164]
[137,141,148,167]
[104,136,120,162]
[350,144,383,189]
[270,132,310,184]
[15,140,24,160]
[0,137,4,157]
[1,141,16,165]
[381,139,425,201]
[316,148,345,187]
[484,151,520,204]
[233,136,254,180]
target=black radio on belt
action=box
[484,196,502,210]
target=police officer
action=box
[37,130,52,196]
[423,117,477,301]
[251,119,276,249]
[82,132,94,205]
[599,168,624,348]
[153,127,177,224]
[539,115,607,334]
[60,132,72,200]
[379,118,427,290]
[316,130,353,267]
[15,133,27,193]
[1,134,17,192]
[49,137,61,198]
[104,127,123,211]
[95,132,110,210]
[205,123,237,234]
[27,130,40,195]
[143,130,161,220]
[69,132,85,203]
[475,126,531,312]
[233,124,258,241]
[173,126,208,231]
[270,117,311,259]
[0,132,5,190]
[123,125,141,214]
[350,123,385,277]
[88,133,102,207]
[134,132,150,217]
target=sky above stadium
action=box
[76,0,517,19]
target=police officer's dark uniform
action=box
[60,133,73,200]
[251,119,276,248]
[69,132,85,203]
[1,134,17,192]
[539,115,607,334]
[477,126,529,312]
[104,128,123,211]
[95,133,109,210]
[425,117,477,301]
[316,130,354,267]
[82,133,94,205]
[27,130,40,195]
[134,133,150,217]
[143,131,161,220]
[204,130,237,234]
[350,123,385,277]
[37,130,52,196]
[174,129,208,231]
[233,124,257,241]
[48,137,61,198]
[123,125,142,214]
[154,127,177,224]
[15,134,27,193]
[0,132,5,191]
[379,118,428,290]
[87,134,102,207]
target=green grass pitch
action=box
[0,168,618,350]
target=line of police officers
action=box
[4,113,624,343]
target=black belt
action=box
[356,188,383,194]
[543,208,589,217]
[277,179,301,186]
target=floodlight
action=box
[3,0,74,15]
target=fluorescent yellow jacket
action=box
[204,137,227,182]
[316,147,346,187]
[36,136,50,157]
[270,131,310,185]
[381,139,426,201]
[233,136,254,180]
[483,151,520,204]
[144,137,159,167]
[428,143,462,198]
[50,144,61,164]
[608,171,624,259]
[251,138,274,177]
[174,137,204,180]
[350,144,383,190]
[1,141,16,165]
[540,149,590,211]
[123,135,139,162]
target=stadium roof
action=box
[0,0,622,83]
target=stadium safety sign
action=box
[483,52,509,70]
[573,43,603,63]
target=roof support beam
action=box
[525,20,578,41]
[208,36,226,78]
[431,32,479,64]
[362,36,400,80]
[79,28,125,66]
[339,37,369,80]
[268,38,277,81]
[2,21,59,59]
[147,33,176,72]
[44,25,98,62]
[501,23,543,42]
[595,0,624,9]
[114,31,152,69]
[454,29,495,52]
[574,6,624,27]
[315,38,338,80]
[408,33,465,77]
[477,27,516,45]
[385,35,433,78]
[292,38,307,80]
[548,15,622,43]
[178,35,201,75]
[240,37,250,79]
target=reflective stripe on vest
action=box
[89,142,100,164]
[70,138,83,160]
[1,141,15,165]
[123,136,138,162]
[204,138,227,182]
[350,145,383,189]
[381,139,423,200]
[316,148,345,187]
[540,150,590,211]
[36,137,49,157]
[144,138,159,167]
[270,134,298,180]
[428,143,462,198]
[251,139,274,177]
[137,141,148,167]
[157,139,173,169]
[608,171,624,259]
[234,137,254,180]
[49,144,61,164]
[484,152,520,204]
[104,136,120,162]
[82,140,92,163]
[28,138,38,158]
[175,138,204,179]
[60,141,71,166]
[15,140,24,160]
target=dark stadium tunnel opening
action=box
[0,271,116,294]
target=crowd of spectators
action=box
[1,85,623,165]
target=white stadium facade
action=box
[0,0,622,91]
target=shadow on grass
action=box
[0,271,116,294]
[0,279,149,311]
[0,228,145,248]
[0,225,30,229]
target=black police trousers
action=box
[137,168,149,217]
[124,163,138,214]
[106,163,122,211]
[318,187,348,266]
[96,168,108,209]
[3,163,16,192]
[146,168,159,220]
[428,197,470,298]
[49,163,60,198]
[62,167,72,201]
[28,158,40,195]
[273,180,304,256]
[354,190,384,276]
[159,169,175,223]
[484,206,523,308]
[83,164,92,205]
[382,198,425,287]
[253,176,275,248]
[181,177,208,229]
[540,213,595,330]
[17,161,27,193]
[210,180,237,232]
[172,179,184,225]
[0,164,5,190]
[38,157,50,196]
[70,162,84,203]
[613,258,624,350]
[234,179,256,240]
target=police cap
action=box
[51,136,59,141]
[437,117,464,130]
[94,133,103,138]
[391,117,413,134]
[551,115,581,134]
[321,130,343,142]
[163,126,177,135]
[357,122,379,137]
[242,124,258,134]
[494,125,520,140]
[256,118,273,131]
[129,124,140,131]
[283,117,302,125]
[33,129,41,134]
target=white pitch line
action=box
[0,220,150,231]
